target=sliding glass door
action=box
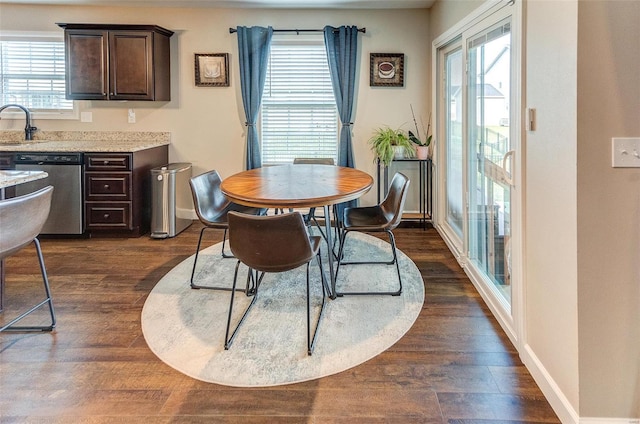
[467,18,513,305]
[444,45,464,245]
[436,2,520,335]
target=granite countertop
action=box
[0,170,48,189]
[0,131,170,153]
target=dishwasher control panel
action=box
[15,152,83,165]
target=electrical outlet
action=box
[80,112,93,123]
[611,137,640,167]
[128,108,136,124]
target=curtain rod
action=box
[229,27,366,34]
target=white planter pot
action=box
[393,145,406,159]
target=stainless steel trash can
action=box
[150,163,192,238]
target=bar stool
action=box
[0,186,56,332]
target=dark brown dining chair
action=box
[0,186,56,332]
[335,172,410,296]
[224,211,328,355]
[189,170,266,291]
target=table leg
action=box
[324,204,338,299]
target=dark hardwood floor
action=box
[0,223,560,423]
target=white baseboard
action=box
[581,419,640,424]
[521,343,580,424]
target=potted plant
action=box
[408,107,433,160]
[368,126,414,166]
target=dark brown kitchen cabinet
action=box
[57,24,173,101]
[84,146,167,237]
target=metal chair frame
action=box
[189,170,265,291]
[334,172,410,297]
[224,211,328,355]
[0,186,56,333]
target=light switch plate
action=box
[528,108,536,131]
[612,137,640,167]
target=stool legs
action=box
[0,238,56,332]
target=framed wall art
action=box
[370,53,404,87]
[195,53,229,87]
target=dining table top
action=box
[220,164,374,209]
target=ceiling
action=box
[0,0,435,8]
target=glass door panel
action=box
[445,48,464,239]
[466,18,512,305]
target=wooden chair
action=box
[0,186,56,332]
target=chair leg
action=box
[224,261,261,350]
[307,252,327,355]
[190,227,242,291]
[220,229,234,259]
[0,238,56,332]
[334,229,403,297]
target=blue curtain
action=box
[324,25,359,216]
[237,26,273,170]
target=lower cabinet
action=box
[84,146,167,237]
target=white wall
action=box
[524,0,580,417]
[576,0,640,418]
[0,3,431,211]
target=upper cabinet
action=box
[57,24,173,101]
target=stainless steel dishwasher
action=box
[14,152,84,235]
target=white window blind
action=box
[0,39,72,111]
[261,41,338,165]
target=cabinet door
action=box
[65,30,108,100]
[109,31,154,100]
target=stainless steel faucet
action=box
[0,103,38,140]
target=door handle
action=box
[502,150,515,186]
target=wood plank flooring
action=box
[0,223,560,423]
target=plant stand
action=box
[377,157,433,230]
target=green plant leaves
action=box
[369,127,415,166]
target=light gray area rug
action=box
[141,231,424,387]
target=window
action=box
[261,39,338,165]
[0,35,74,117]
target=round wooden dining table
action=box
[220,164,374,298]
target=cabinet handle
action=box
[104,184,110,189]
[103,160,109,165]
[103,213,110,219]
